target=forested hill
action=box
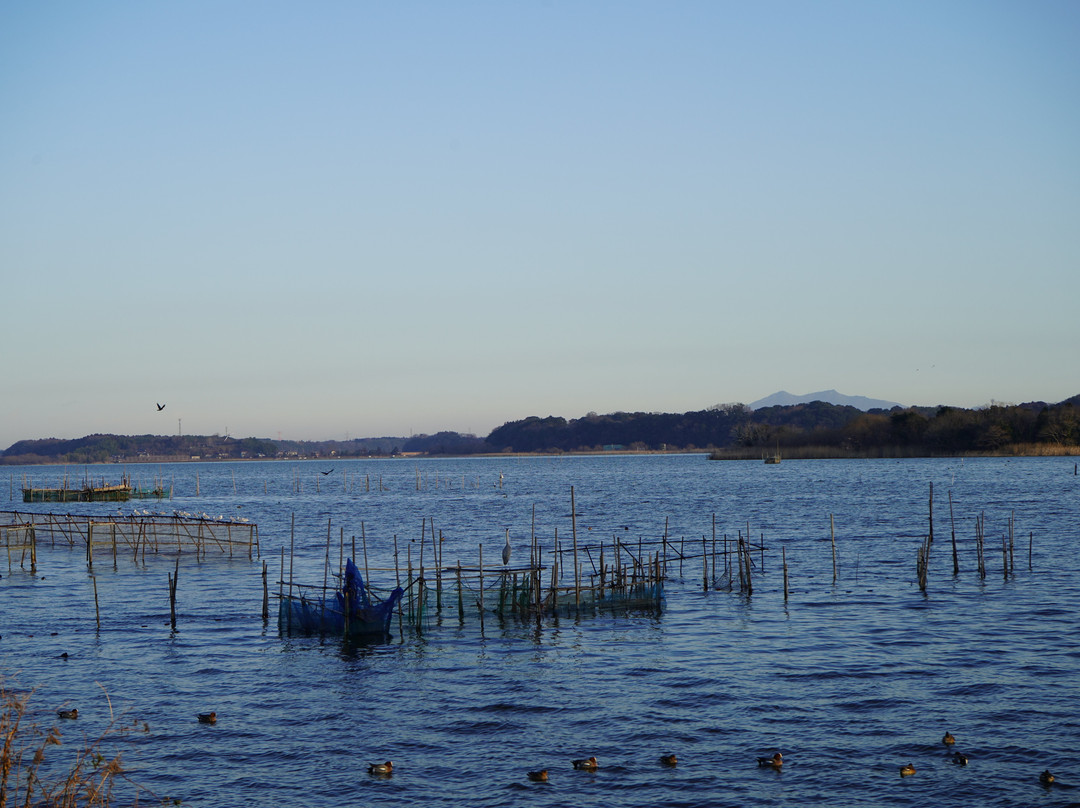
[488,397,1080,456]
[3,396,1078,464]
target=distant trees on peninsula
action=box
[483,396,1080,457]
[2,395,1077,464]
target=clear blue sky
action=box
[2,1,1078,448]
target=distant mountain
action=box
[750,389,903,411]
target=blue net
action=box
[279,558,404,638]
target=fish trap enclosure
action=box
[278,558,404,639]
[0,510,260,567]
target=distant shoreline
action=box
[3,445,1078,467]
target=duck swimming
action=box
[900,764,916,776]
[572,757,599,771]
[56,708,78,720]
[1040,770,1055,786]
[660,754,678,766]
[197,712,217,724]
[942,732,956,746]
[757,752,783,768]
[951,752,968,766]
[527,770,548,782]
[368,761,393,775]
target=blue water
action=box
[2,455,1078,807]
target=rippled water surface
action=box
[3,455,1079,807]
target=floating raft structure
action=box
[132,483,172,499]
[22,482,133,503]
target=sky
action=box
[1,1,1078,448]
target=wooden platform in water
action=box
[22,483,133,502]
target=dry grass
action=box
[1,678,168,807]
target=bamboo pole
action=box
[92,573,101,630]
[168,557,179,631]
[321,519,331,628]
[744,534,753,596]
[928,482,934,546]
[262,560,269,622]
[433,520,441,612]
[702,535,708,591]
[830,514,837,583]
[288,514,295,631]
[782,546,789,602]
[571,486,580,611]
[711,513,717,585]
[949,490,959,575]
[362,522,370,585]
[456,561,464,622]
[478,543,485,631]
[1002,512,1010,574]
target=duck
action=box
[368,761,393,775]
[56,708,78,720]
[757,752,783,768]
[900,764,916,776]
[1040,769,1055,786]
[942,732,956,746]
[660,754,678,766]
[526,769,548,782]
[951,752,968,766]
[197,712,217,724]
[572,756,599,771]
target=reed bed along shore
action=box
[1,679,166,807]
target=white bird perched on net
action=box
[502,530,511,566]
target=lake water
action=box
[2,455,1078,807]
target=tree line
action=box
[3,395,1078,464]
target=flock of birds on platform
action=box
[49,708,1065,791]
